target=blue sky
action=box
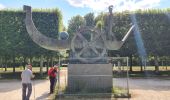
[0,0,169,27]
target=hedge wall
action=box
[106,9,170,57]
[0,8,63,61]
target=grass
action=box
[112,87,127,94]
[113,66,170,77]
[113,70,170,78]
[0,67,48,79]
[113,66,170,71]
[0,72,48,80]
[129,66,170,71]
[1,66,170,79]
[54,85,130,99]
[112,87,130,98]
[0,67,48,73]
[0,67,66,80]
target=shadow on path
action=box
[0,79,48,92]
[36,92,50,100]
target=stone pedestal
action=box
[67,64,112,93]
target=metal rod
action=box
[126,57,130,98]
[58,55,60,88]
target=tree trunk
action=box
[4,56,7,71]
[13,56,16,73]
[154,55,159,72]
[140,57,143,72]
[30,57,33,65]
[0,57,1,67]
[165,57,167,70]
[143,56,147,71]
[50,56,53,67]
[23,57,26,70]
[5,64,7,71]
[0,57,2,70]
[46,57,49,73]
[129,55,133,72]
[40,55,43,76]
[140,65,143,72]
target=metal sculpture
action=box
[23,5,134,63]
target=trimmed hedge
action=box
[0,8,62,55]
[0,8,62,38]
[0,8,63,67]
[106,9,170,56]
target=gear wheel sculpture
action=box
[71,27,106,63]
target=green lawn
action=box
[0,67,48,73]
[0,66,170,79]
[0,67,48,79]
[112,66,170,71]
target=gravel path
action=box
[113,78,170,100]
[0,70,170,100]
[129,78,170,100]
[0,79,51,100]
[0,69,67,100]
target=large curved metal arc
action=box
[23,5,70,51]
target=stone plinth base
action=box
[67,64,112,93]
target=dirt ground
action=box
[0,69,170,100]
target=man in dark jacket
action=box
[48,65,58,94]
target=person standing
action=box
[21,64,35,100]
[48,65,58,94]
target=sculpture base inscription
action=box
[67,64,112,93]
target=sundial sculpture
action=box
[23,5,134,93]
[23,5,134,63]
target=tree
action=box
[67,15,85,38]
[84,13,95,27]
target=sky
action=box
[0,0,170,27]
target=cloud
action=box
[66,0,161,12]
[0,4,5,10]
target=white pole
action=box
[33,80,35,100]
[58,54,60,95]
[126,57,130,97]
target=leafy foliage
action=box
[101,9,170,57]
[84,12,95,27]
[67,15,85,38]
[0,8,62,68]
